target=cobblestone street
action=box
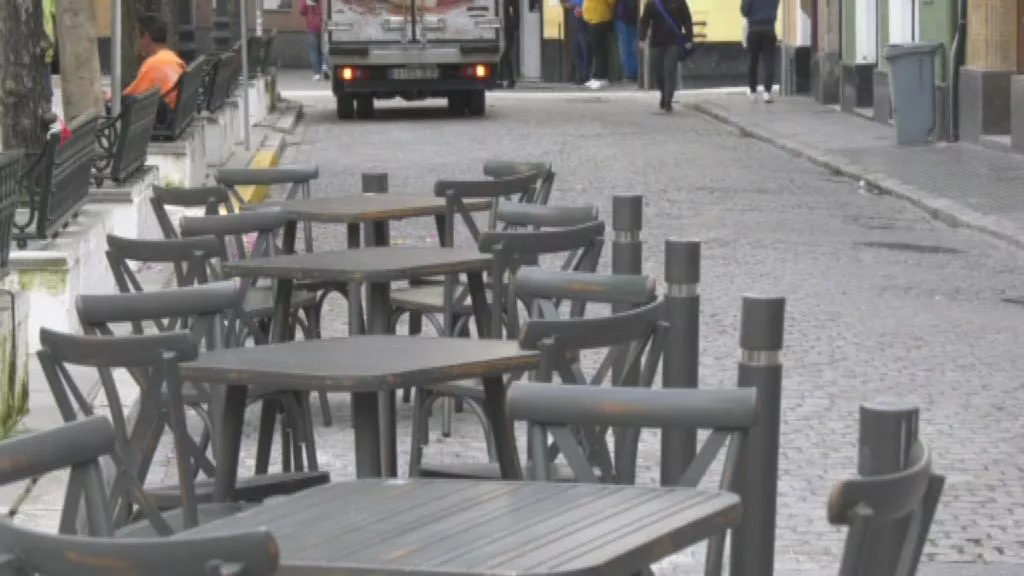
[143,85,1024,574]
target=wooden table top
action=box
[180,479,741,576]
[180,336,540,393]
[276,194,492,224]
[220,246,492,283]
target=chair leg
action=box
[299,393,319,471]
[461,397,498,461]
[402,312,423,404]
[441,397,453,438]
[302,304,333,428]
[254,400,277,475]
[408,388,432,477]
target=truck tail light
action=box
[461,64,490,79]
[339,66,366,81]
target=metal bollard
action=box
[611,195,643,482]
[730,296,785,576]
[660,239,700,485]
[856,400,919,576]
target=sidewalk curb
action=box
[689,101,1024,251]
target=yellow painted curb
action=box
[234,149,280,207]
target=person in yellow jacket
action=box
[583,0,615,89]
[42,0,57,108]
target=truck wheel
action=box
[337,95,354,120]
[466,90,486,117]
[446,92,467,116]
[355,96,375,119]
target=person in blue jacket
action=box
[741,0,780,102]
[564,0,592,85]
[615,0,639,82]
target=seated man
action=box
[109,14,186,125]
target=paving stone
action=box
[134,92,1024,572]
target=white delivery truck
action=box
[324,0,504,119]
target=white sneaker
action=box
[313,74,321,81]
[584,79,600,89]
[762,91,774,103]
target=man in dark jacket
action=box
[740,0,780,102]
[499,0,520,88]
[638,0,693,111]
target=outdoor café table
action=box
[179,336,540,501]
[219,245,496,476]
[180,479,742,576]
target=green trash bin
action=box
[884,43,941,145]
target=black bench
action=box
[0,153,20,277]
[13,111,100,247]
[93,89,160,185]
[246,29,278,78]
[151,55,207,142]
[205,50,241,114]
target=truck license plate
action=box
[389,65,439,80]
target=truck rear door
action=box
[411,0,502,44]
[327,0,413,43]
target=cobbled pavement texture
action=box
[146,92,1024,575]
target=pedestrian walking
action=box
[583,0,615,89]
[741,0,779,102]
[564,0,592,84]
[615,0,639,82]
[638,0,693,111]
[300,0,326,80]
[498,0,520,88]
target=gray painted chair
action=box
[414,268,665,481]
[829,441,944,576]
[75,281,329,511]
[482,159,556,206]
[104,233,327,468]
[149,184,240,241]
[36,328,244,535]
[0,416,280,575]
[399,205,605,447]
[177,209,333,430]
[507,384,757,575]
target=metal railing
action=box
[0,154,20,277]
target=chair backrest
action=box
[482,159,556,205]
[78,280,244,348]
[150,185,240,240]
[474,220,606,340]
[109,89,160,183]
[105,234,227,304]
[830,441,943,576]
[432,171,544,247]
[37,327,201,535]
[168,55,205,137]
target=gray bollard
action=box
[611,195,643,482]
[730,295,784,576]
[660,239,700,486]
[856,400,919,576]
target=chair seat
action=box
[145,470,330,510]
[417,461,578,482]
[390,284,490,314]
[243,287,318,317]
[116,502,255,538]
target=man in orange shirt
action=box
[105,14,185,122]
[124,14,186,110]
